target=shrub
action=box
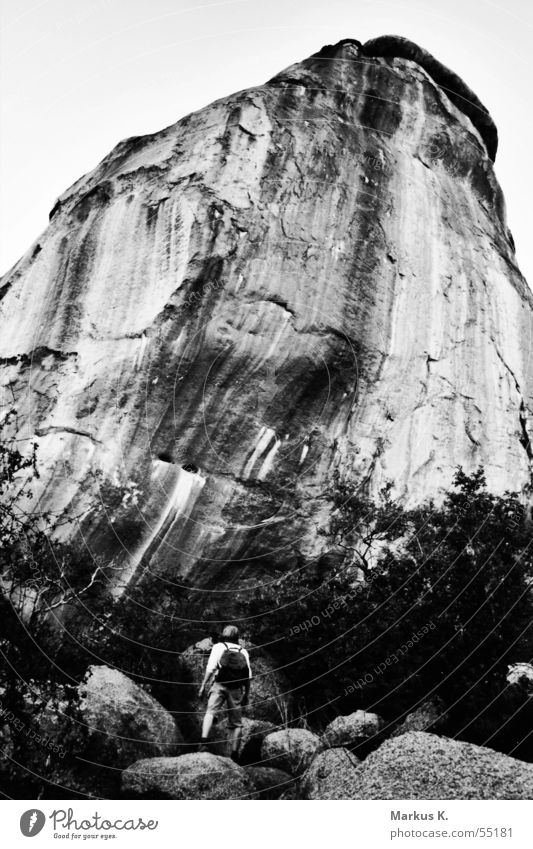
[239,469,533,757]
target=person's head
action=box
[221,625,240,642]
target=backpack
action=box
[216,642,249,688]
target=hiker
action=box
[198,625,251,759]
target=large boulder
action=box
[261,728,320,775]
[321,710,384,754]
[391,700,446,738]
[300,747,360,800]
[78,665,183,767]
[178,639,289,739]
[122,753,254,799]
[350,732,533,799]
[244,766,294,799]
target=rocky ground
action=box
[5,642,531,800]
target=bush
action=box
[237,469,533,758]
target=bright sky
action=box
[1,0,532,283]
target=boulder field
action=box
[20,664,533,799]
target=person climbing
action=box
[198,625,252,760]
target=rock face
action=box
[361,36,497,159]
[347,732,533,799]
[300,747,360,800]
[1,36,532,591]
[122,752,254,799]
[261,728,320,775]
[78,665,183,766]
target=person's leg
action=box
[200,684,224,749]
[229,725,243,759]
[200,710,214,741]
[226,687,244,760]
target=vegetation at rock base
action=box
[0,411,105,796]
[0,411,105,667]
[238,468,533,759]
[1,411,533,797]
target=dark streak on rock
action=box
[238,123,257,138]
[72,182,113,223]
[1,346,77,367]
[260,297,296,318]
[35,425,101,443]
[361,35,498,160]
[519,400,533,462]
[49,200,62,220]
[359,85,403,136]
[492,342,533,473]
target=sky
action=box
[1,0,532,282]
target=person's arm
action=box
[242,650,252,707]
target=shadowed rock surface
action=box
[347,732,533,799]
[244,765,294,798]
[0,37,531,594]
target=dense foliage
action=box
[0,410,106,677]
[0,411,106,796]
[234,469,533,757]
